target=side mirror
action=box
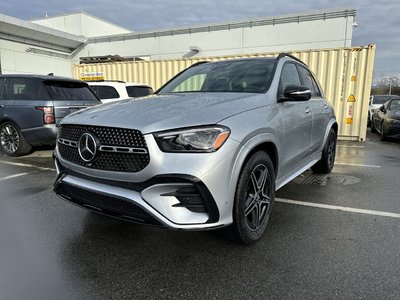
[282,85,311,101]
[379,106,385,112]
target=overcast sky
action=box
[0,0,398,82]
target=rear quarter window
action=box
[3,78,50,100]
[45,81,99,101]
[126,86,154,97]
[90,85,120,99]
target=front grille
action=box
[56,182,161,226]
[58,124,150,172]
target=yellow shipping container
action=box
[74,45,376,141]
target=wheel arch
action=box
[0,117,20,128]
[242,142,278,176]
[229,134,279,192]
[322,119,338,146]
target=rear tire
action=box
[0,122,32,156]
[312,128,336,174]
[227,151,275,244]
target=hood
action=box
[61,93,265,134]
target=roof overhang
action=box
[0,13,85,53]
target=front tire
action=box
[0,122,32,156]
[380,122,387,141]
[228,151,275,244]
[371,117,377,133]
[312,128,336,174]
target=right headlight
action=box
[153,126,230,153]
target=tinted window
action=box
[389,99,400,110]
[278,63,301,98]
[159,60,275,94]
[373,95,399,105]
[126,86,153,97]
[3,78,50,100]
[45,81,98,101]
[91,85,120,99]
[298,66,321,97]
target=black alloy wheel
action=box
[312,128,336,174]
[228,151,275,244]
[370,117,378,133]
[0,122,32,156]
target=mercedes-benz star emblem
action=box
[78,132,98,162]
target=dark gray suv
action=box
[0,75,101,156]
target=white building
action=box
[0,9,356,77]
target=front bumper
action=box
[383,120,400,138]
[53,134,241,230]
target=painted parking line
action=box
[0,173,30,182]
[337,145,365,149]
[276,198,400,219]
[0,160,55,171]
[334,162,381,168]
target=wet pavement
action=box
[0,132,399,299]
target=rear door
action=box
[297,65,329,154]
[44,80,101,125]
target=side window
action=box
[278,63,301,99]
[96,86,120,99]
[126,86,154,97]
[298,66,321,97]
[4,78,49,100]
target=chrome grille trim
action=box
[99,145,148,154]
[58,138,78,148]
[58,138,148,155]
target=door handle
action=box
[305,108,311,114]
[0,105,4,108]
[324,104,329,110]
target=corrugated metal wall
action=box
[73,45,375,141]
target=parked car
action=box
[368,95,400,127]
[88,81,153,103]
[0,75,101,156]
[371,97,400,140]
[54,54,337,244]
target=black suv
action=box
[0,75,101,156]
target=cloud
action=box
[0,0,399,80]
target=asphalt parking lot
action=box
[0,131,399,300]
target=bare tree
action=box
[372,76,400,95]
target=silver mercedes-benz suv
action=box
[54,54,337,244]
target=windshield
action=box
[158,59,275,94]
[389,99,400,110]
[373,95,400,105]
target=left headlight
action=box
[154,126,230,153]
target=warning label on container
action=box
[347,94,356,102]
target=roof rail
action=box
[277,53,305,65]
